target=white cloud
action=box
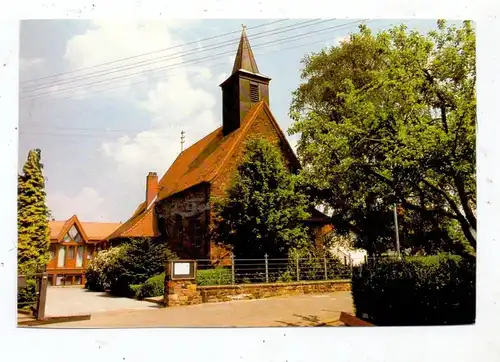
[49,21,227,221]
[48,187,110,222]
[19,57,45,72]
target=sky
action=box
[18,18,464,223]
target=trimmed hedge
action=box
[351,253,476,326]
[136,274,164,300]
[196,267,232,286]
[18,279,37,311]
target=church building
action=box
[109,27,331,261]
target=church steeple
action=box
[220,25,271,136]
[232,25,260,75]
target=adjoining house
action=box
[113,27,333,262]
[47,215,121,286]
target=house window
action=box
[250,83,259,103]
[49,246,55,260]
[87,249,93,260]
[68,246,75,259]
[76,246,84,267]
[75,276,82,285]
[63,233,71,243]
[55,275,64,286]
[68,225,78,239]
[74,232,82,243]
[57,246,66,268]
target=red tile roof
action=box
[48,215,122,242]
[105,204,159,241]
[156,101,264,201]
[110,100,300,241]
[157,101,299,201]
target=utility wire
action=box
[21,19,414,141]
[21,19,364,100]
[21,19,330,93]
[20,18,290,85]
[21,21,381,137]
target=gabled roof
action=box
[156,101,300,202]
[105,204,159,241]
[48,215,122,242]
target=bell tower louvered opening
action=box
[250,83,260,103]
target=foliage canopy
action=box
[289,21,476,255]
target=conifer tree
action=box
[17,149,50,275]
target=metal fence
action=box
[196,255,353,285]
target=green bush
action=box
[351,253,476,326]
[136,273,165,300]
[129,284,142,295]
[85,240,177,297]
[18,279,37,311]
[196,267,232,286]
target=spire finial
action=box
[242,24,247,31]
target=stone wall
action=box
[156,184,210,259]
[163,279,202,307]
[197,280,351,304]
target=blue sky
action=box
[18,19,464,223]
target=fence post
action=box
[264,253,269,283]
[323,255,328,280]
[231,254,235,285]
[296,256,300,282]
[35,273,48,320]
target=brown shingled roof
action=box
[105,204,159,241]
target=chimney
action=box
[146,172,158,206]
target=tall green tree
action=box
[213,138,311,258]
[289,21,476,255]
[17,149,51,275]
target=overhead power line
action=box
[21,21,388,136]
[21,19,365,100]
[20,18,290,85]
[21,19,330,93]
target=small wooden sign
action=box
[168,260,196,280]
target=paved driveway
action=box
[48,291,354,328]
[45,287,157,317]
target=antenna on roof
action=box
[180,130,185,152]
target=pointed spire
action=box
[232,24,260,75]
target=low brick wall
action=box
[197,280,351,304]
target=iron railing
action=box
[196,255,352,286]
